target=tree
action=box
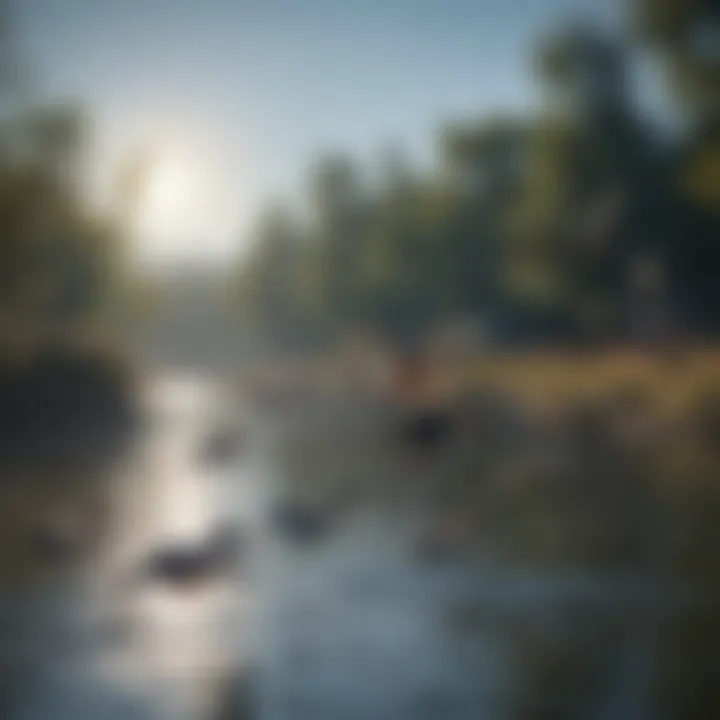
[504,23,662,340]
[634,0,720,124]
[237,204,304,344]
[633,0,720,332]
[0,8,129,357]
[306,154,367,328]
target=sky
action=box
[13,0,624,265]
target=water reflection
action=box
[2,372,720,719]
[252,377,720,720]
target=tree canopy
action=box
[236,5,720,351]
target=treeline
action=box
[0,101,127,352]
[0,13,130,361]
[0,85,135,459]
[236,0,720,350]
[0,13,136,459]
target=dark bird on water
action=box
[400,409,454,453]
[391,351,455,454]
[144,523,245,590]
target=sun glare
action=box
[134,151,209,261]
[146,160,197,222]
[114,127,252,268]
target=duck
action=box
[143,522,245,590]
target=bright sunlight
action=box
[133,149,211,264]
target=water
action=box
[0,373,705,719]
[256,511,677,720]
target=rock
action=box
[272,501,332,546]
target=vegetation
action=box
[236,1,720,351]
[260,346,720,718]
[0,10,136,466]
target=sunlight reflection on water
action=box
[7,373,690,720]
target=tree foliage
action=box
[0,6,128,359]
[236,9,720,350]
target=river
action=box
[1,373,703,719]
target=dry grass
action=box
[446,347,720,413]
[260,347,720,583]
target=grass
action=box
[261,346,720,582]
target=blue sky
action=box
[14,0,623,260]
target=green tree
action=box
[237,204,304,343]
[507,23,659,339]
[634,0,720,123]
